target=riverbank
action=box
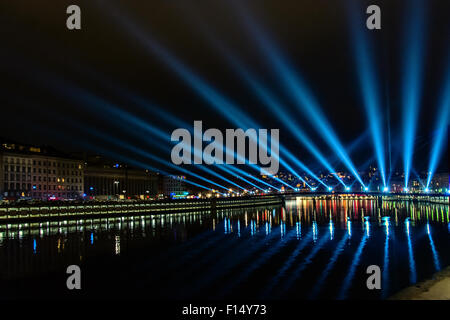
[0,195,283,223]
[389,266,450,300]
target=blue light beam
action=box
[232,1,365,187]
[102,1,299,189]
[402,0,426,187]
[426,66,450,187]
[347,2,387,186]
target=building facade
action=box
[0,143,84,200]
[162,175,187,198]
[84,165,159,200]
[428,172,449,192]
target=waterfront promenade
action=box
[0,192,447,223]
[0,195,283,223]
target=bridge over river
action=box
[283,191,449,204]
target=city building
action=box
[162,175,188,198]
[84,163,159,200]
[428,172,449,192]
[0,142,84,200]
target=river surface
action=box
[1,198,449,300]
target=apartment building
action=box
[0,143,84,200]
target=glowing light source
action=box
[345,187,350,192]
[365,217,370,237]
[383,187,389,192]
[328,187,333,192]
[364,187,369,192]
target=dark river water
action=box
[0,197,449,300]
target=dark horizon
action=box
[0,0,448,180]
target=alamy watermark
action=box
[366,265,381,290]
[66,265,81,290]
[170,121,280,175]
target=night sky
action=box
[0,0,448,175]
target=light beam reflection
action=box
[426,223,441,271]
[338,233,368,299]
[405,218,417,284]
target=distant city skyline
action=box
[1,138,447,202]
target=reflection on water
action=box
[0,198,449,300]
